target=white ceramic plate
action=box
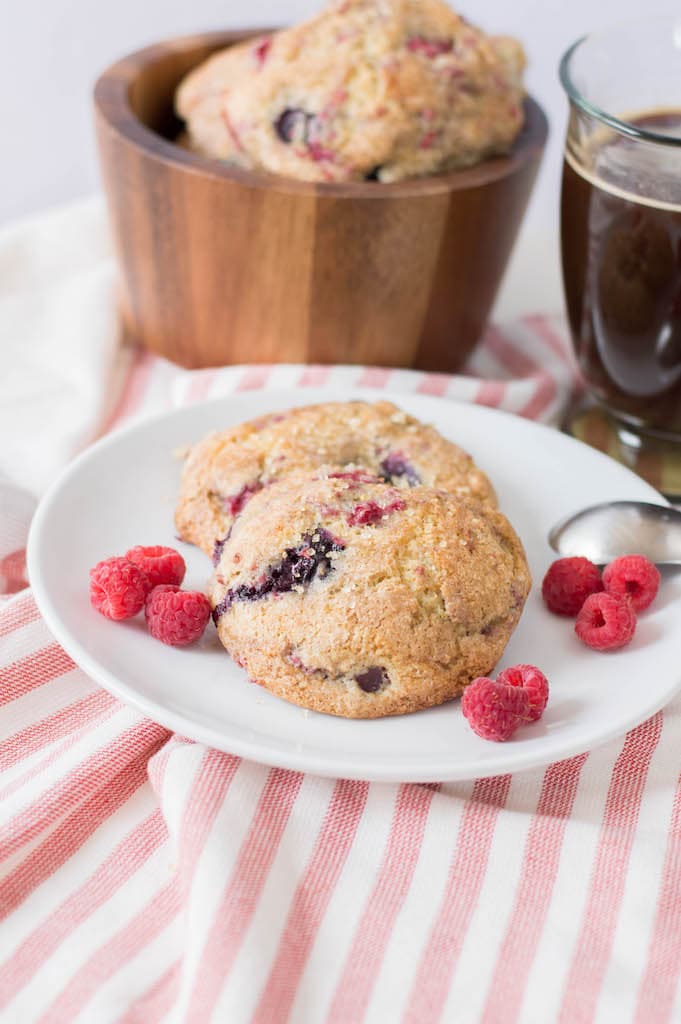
[27,389,681,782]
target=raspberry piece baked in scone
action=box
[175,400,497,559]
[177,0,525,183]
[209,471,530,718]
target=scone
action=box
[175,400,496,559]
[176,0,525,182]
[209,471,530,718]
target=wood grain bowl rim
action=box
[94,29,549,199]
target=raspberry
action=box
[496,664,549,722]
[347,497,406,527]
[407,36,454,58]
[90,557,150,621]
[222,481,264,519]
[144,586,211,646]
[253,36,271,66]
[602,554,660,613]
[574,592,636,651]
[542,557,603,616]
[462,676,530,742]
[125,546,186,589]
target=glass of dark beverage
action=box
[560,17,681,466]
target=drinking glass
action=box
[559,16,681,482]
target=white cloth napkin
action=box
[0,197,127,497]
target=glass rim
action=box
[559,17,681,148]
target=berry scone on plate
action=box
[175,400,497,560]
[209,471,530,718]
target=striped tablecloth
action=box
[2,201,681,1023]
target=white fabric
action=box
[0,197,126,496]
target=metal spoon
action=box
[549,501,681,566]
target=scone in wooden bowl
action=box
[94,30,548,371]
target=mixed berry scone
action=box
[176,0,525,182]
[175,400,496,559]
[209,471,530,718]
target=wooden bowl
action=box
[94,31,548,371]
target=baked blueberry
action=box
[380,452,421,486]
[213,528,345,620]
[274,107,312,144]
[356,666,390,693]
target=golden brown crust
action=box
[209,472,530,718]
[175,400,497,558]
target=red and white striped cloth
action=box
[3,333,681,1023]
[3,200,681,1022]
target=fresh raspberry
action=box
[542,557,603,616]
[144,586,211,646]
[574,592,636,651]
[462,676,530,742]
[602,554,660,613]
[125,545,186,589]
[496,664,549,722]
[90,557,150,621]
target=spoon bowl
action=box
[549,500,681,566]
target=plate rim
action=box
[26,388,676,782]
